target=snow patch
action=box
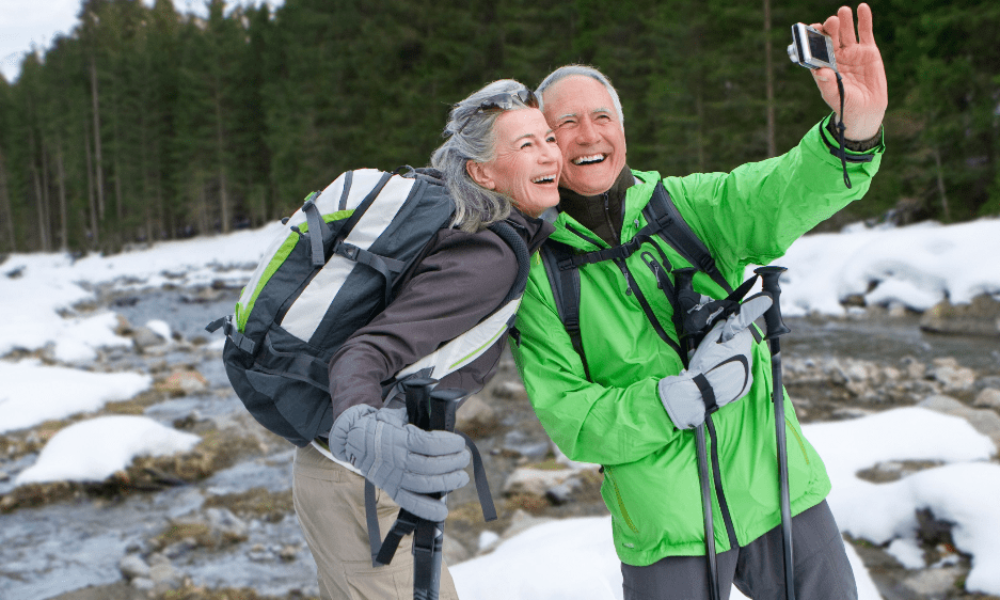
[0,360,152,434]
[15,415,199,485]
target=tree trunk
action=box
[214,85,230,234]
[29,144,49,251]
[90,56,106,221]
[0,148,14,252]
[932,146,951,222]
[84,118,99,247]
[56,141,69,251]
[41,138,52,247]
[763,0,776,158]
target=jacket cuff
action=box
[820,114,885,159]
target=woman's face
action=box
[467,108,562,218]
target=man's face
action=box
[541,75,627,197]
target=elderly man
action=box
[510,4,886,600]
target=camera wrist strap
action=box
[835,73,852,189]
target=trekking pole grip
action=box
[428,388,465,433]
[754,266,790,340]
[401,376,437,430]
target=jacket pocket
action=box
[603,466,639,534]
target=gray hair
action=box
[430,79,534,232]
[536,65,625,129]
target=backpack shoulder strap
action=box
[540,240,591,381]
[643,181,733,295]
[486,220,530,304]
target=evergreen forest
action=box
[0,0,997,254]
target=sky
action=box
[0,0,283,83]
[2,215,1000,597]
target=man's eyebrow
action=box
[592,107,612,116]
[556,112,577,121]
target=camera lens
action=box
[787,44,799,64]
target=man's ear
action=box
[466,160,496,190]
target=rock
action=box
[119,554,151,580]
[455,395,500,436]
[493,381,527,401]
[205,507,249,541]
[0,470,8,482]
[545,478,582,505]
[133,326,168,350]
[279,544,299,562]
[503,467,576,497]
[131,577,155,591]
[974,388,1000,410]
[920,293,1000,337]
[901,567,963,599]
[927,358,976,391]
[919,394,965,413]
[501,509,554,541]
[918,395,1000,449]
[163,537,197,559]
[248,543,273,562]
[901,356,926,380]
[115,314,134,336]
[832,407,874,420]
[502,430,550,459]
[147,552,171,567]
[155,370,209,396]
[149,562,184,591]
[443,536,471,566]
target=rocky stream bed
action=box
[1,285,999,600]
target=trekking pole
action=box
[673,268,722,600]
[411,387,464,600]
[754,266,794,600]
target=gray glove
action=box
[658,294,772,429]
[330,404,471,521]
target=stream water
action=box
[1,289,997,600]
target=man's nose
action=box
[576,118,601,145]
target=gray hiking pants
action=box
[621,500,858,600]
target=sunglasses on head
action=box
[454,89,539,136]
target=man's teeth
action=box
[532,175,556,184]
[572,154,606,165]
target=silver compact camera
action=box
[787,23,837,71]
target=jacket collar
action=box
[555,164,634,247]
[505,208,555,255]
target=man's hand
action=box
[809,3,887,141]
[657,295,772,430]
[330,404,470,522]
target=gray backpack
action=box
[208,167,529,447]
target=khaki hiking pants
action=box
[293,443,460,600]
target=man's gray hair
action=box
[536,65,625,128]
[430,79,534,232]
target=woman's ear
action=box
[466,160,496,190]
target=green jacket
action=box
[510,116,884,566]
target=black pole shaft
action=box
[672,268,721,600]
[770,335,795,600]
[755,266,795,600]
[696,425,721,600]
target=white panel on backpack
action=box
[281,173,418,341]
[396,298,521,380]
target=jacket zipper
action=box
[787,417,810,465]
[705,414,739,550]
[604,466,639,534]
[603,192,616,244]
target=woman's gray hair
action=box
[430,79,535,232]
[536,64,625,128]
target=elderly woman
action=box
[292,79,561,600]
